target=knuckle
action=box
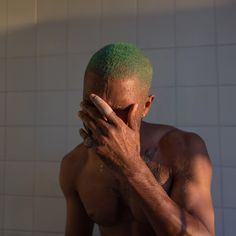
[95,145,102,154]
[84,137,93,147]
[108,127,116,137]
[100,136,107,145]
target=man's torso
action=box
[68,121,183,235]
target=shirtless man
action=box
[59,42,215,236]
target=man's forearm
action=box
[123,157,211,236]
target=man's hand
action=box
[78,93,142,176]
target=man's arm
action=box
[78,94,214,235]
[124,131,215,236]
[59,147,94,236]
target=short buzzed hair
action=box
[84,42,153,93]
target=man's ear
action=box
[142,94,155,118]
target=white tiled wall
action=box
[0,0,235,235]
[175,0,215,46]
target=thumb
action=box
[127,103,139,130]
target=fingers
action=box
[127,103,139,130]
[79,127,88,140]
[78,111,100,143]
[90,94,113,116]
[94,118,110,136]
[79,128,94,148]
[89,94,120,126]
[78,110,98,135]
[78,110,108,146]
[80,102,111,136]
[81,100,105,120]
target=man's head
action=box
[83,42,155,127]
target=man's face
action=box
[82,71,147,126]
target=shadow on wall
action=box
[0,0,235,235]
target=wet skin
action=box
[59,72,215,236]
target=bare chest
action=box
[76,147,173,227]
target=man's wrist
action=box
[122,155,147,180]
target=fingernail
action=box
[89,94,96,101]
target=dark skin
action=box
[59,71,215,236]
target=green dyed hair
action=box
[84,42,153,92]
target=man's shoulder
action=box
[61,142,88,170]
[158,126,208,154]
[60,143,88,184]
[155,125,211,176]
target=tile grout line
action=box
[212,0,225,235]
[32,0,38,233]
[65,0,69,166]
[59,0,69,234]
[2,123,236,128]
[2,84,236,94]
[1,192,236,207]
[100,0,103,47]
[136,0,139,46]
[3,193,64,199]
[2,0,8,232]
[100,0,103,46]
[2,158,236,168]
[173,0,178,127]
[2,124,236,128]
[0,41,236,60]
[3,227,67,235]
